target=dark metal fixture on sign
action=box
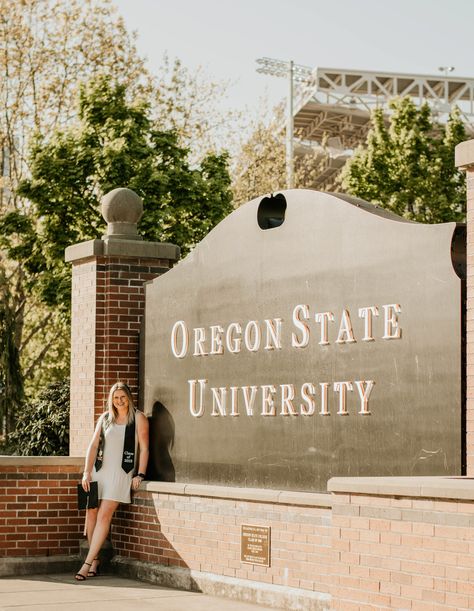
[257,193,287,230]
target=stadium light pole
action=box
[256,57,313,189]
[438,66,455,104]
[438,66,455,77]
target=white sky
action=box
[112,0,474,115]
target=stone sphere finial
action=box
[101,187,144,241]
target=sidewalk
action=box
[0,573,277,611]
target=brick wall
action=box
[329,477,474,611]
[93,256,171,421]
[2,460,474,610]
[0,458,83,558]
[69,254,173,455]
[112,484,332,596]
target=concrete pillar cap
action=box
[455,139,474,170]
[101,187,144,241]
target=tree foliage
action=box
[0,0,148,421]
[4,76,232,311]
[9,380,69,456]
[232,106,328,207]
[152,55,239,160]
[0,0,147,212]
[0,263,23,438]
[0,0,234,415]
[340,98,467,223]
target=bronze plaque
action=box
[241,525,271,566]
[142,190,464,491]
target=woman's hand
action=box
[82,471,91,492]
[131,475,143,491]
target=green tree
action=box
[0,0,235,440]
[0,0,236,432]
[3,76,232,312]
[340,98,467,223]
[9,380,69,456]
[0,0,149,427]
[0,263,23,439]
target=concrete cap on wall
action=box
[101,187,144,241]
[455,139,474,170]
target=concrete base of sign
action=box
[112,555,331,610]
[0,555,79,578]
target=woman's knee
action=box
[97,500,119,523]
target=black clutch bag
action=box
[77,481,99,510]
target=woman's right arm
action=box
[82,414,105,492]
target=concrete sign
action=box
[143,190,464,492]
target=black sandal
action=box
[74,561,91,581]
[87,558,100,577]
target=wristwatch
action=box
[136,473,146,479]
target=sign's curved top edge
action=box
[328,192,413,223]
[151,189,460,285]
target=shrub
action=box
[10,380,69,455]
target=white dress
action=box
[92,422,135,504]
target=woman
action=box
[75,381,149,581]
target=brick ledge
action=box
[0,458,332,507]
[0,456,84,466]
[142,481,332,507]
[328,475,474,500]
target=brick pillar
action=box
[65,188,179,456]
[456,140,474,474]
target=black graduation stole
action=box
[121,419,136,473]
[94,414,136,474]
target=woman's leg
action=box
[85,507,99,574]
[86,507,98,544]
[76,500,119,578]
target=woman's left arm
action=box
[132,412,150,491]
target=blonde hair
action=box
[106,382,136,425]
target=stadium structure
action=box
[272,65,474,190]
